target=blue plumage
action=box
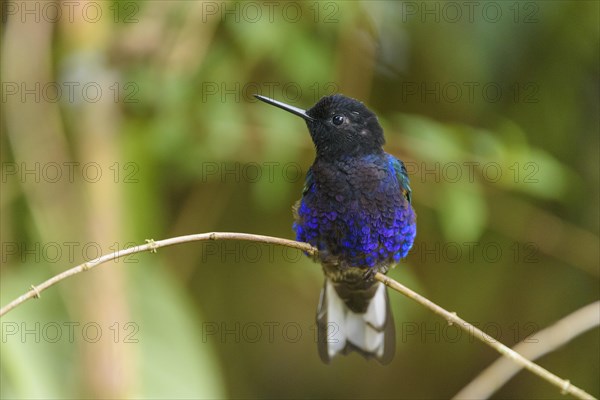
[255,93,416,364]
[294,154,416,269]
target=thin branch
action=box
[376,275,597,400]
[453,301,600,399]
[0,232,596,400]
[0,232,315,317]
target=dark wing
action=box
[292,167,314,222]
[302,167,314,196]
[388,155,412,203]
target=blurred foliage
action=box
[1,1,598,399]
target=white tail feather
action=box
[324,280,388,360]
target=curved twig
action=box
[453,301,600,399]
[0,232,315,317]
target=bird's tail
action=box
[316,279,395,364]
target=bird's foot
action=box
[362,268,377,281]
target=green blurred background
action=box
[1,1,598,399]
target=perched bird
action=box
[255,94,416,364]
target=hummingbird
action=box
[254,93,416,364]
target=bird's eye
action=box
[332,115,344,125]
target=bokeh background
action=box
[1,1,598,399]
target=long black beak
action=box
[254,94,314,121]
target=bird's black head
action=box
[254,94,385,160]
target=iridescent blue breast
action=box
[294,154,416,269]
